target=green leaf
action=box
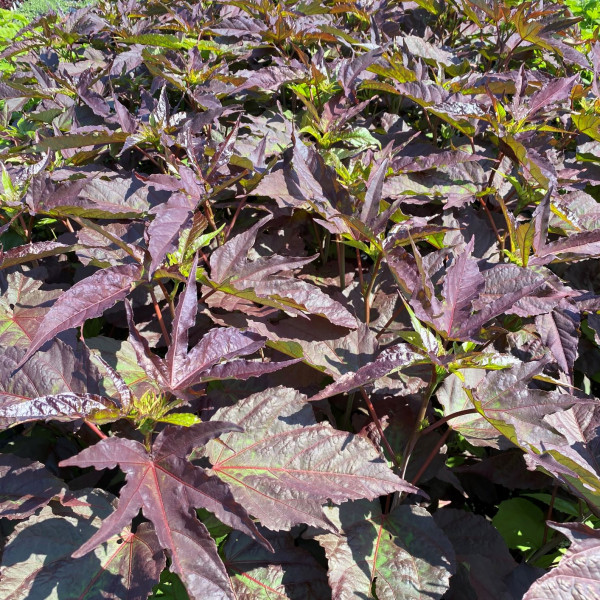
[492,498,546,552]
[158,413,203,427]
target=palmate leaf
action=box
[59,422,271,600]
[126,257,297,395]
[204,387,419,531]
[208,215,355,327]
[0,453,64,519]
[0,490,165,600]
[523,522,600,600]
[15,263,142,370]
[314,500,455,600]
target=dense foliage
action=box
[1,0,600,598]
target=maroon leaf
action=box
[0,454,64,519]
[250,278,357,328]
[528,75,578,118]
[534,229,600,261]
[535,304,580,376]
[205,387,419,531]
[0,241,81,269]
[310,343,424,401]
[16,263,142,369]
[523,522,600,599]
[0,335,103,422]
[59,422,270,600]
[361,157,389,227]
[209,215,273,284]
[437,361,581,448]
[438,237,485,338]
[147,194,193,276]
[0,269,63,348]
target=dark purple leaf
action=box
[147,194,193,275]
[224,529,330,599]
[310,343,424,400]
[209,216,273,284]
[0,454,64,519]
[0,490,165,600]
[528,75,578,118]
[16,263,142,369]
[438,238,485,338]
[437,361,581,448]
[314,500,455,599]
[0,392,118,429]
[535,304,580,376]
[434,508,517,600]
[0,241,81,269]
[523,522,600,600]
[361,157,388,227]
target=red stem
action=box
[419,408,478,436]
[150,288,171,346]
[359,386,400,469]
[411,427,451,486]
[85,420,107,439]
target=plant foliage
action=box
[0,0,600,598]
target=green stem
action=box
[336,235,346,290]
[400,364,438,480]
[364,253,382,325]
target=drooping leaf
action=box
[309,343,424,400]
[314,500,455,600]
[205,387,419,531]
[0,490,165,600]
[16,263,142,369]
[0,453,64,519]
[0,241,81,269]
[0,391,118,429]
[59,422,270,600]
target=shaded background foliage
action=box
[0,0,600,598]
